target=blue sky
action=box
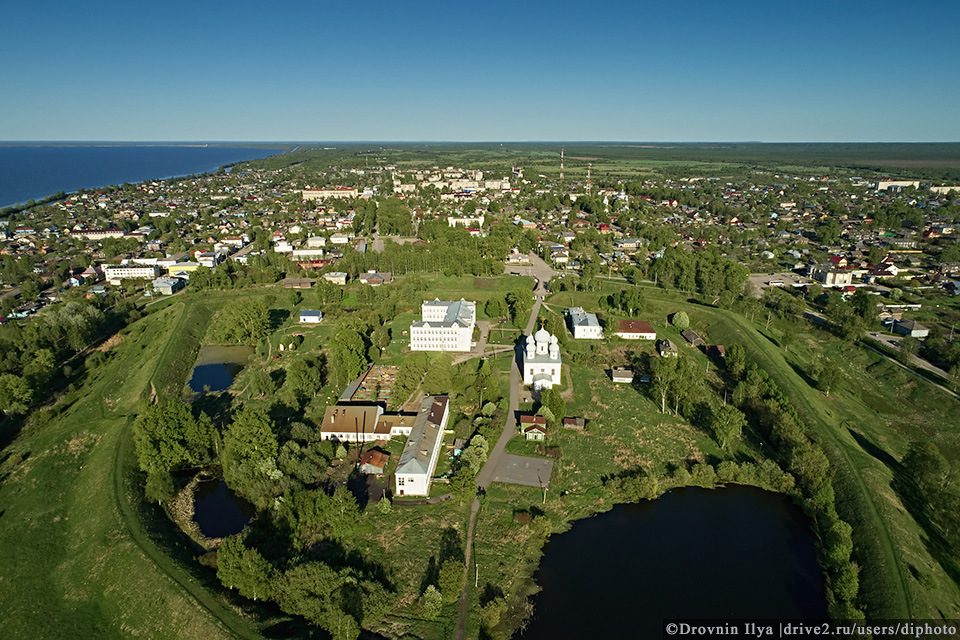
[3,0,958,142]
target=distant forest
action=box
[241,142,960,182]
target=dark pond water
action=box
[187,345,253,393]
[193,480,256,538]
[519,486,827,639]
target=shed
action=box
[299,310,323,324]
[359,449,389,475]
[656,339,678,357]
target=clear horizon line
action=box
[3,139,960,145]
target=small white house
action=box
[893,319,929,338]
[524,424,547,441]
[299,310,323,324]
[616,320,657,340]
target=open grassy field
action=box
[0,298,273,640]
[0,276,529,640]
[4,267,959,638]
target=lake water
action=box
[193,479,256,538]
[0,144,286,208]
[187,345,254,393]
[519,486,827,639]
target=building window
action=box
[398,477,405,486]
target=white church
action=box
[523,327,562,390]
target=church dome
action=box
[550,335,558,345]
[534,327,551,343]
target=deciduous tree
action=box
[711,404,745,450]
[217,536,276,602]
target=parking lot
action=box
[747,271,815,297]
[489,454,554,488]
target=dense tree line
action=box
[649,246,749,296]
[897,440,960,573]
[0,296,137,415]
[729,361,863,617]
[131,384,387,639]
[210,299,269,345]
[188,254,286,291]
[323,219,534,280]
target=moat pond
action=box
[186,345,254,393]
[519,486,827,639]
[193,479,256,538]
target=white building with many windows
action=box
[410,299,476,352]
[394,395,450,497]
[566,307,602,339]
[523,327,562,390]
[103,264,160,283]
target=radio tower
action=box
[587,162,592,192]
[559,148,564,182]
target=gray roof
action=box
[396,396,449,476]
[567,307,600,328]
[417,299,476,328]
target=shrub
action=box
[671,311,690,330]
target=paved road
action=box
[503,253,557,288]
[866,332,951,379]
[861,337,957,399]
[477,281,546,489]
[455,279,547,640]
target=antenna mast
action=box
[560,148,564,182]
[587,162,592,192]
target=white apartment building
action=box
[809,264,853,287]
[103,264,160,282]
[410,299,476,352]
[291,248,325,260]
[302,187,358,200]
[448,214,484,228]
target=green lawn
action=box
[4,277,958,639]
[651,294,960,620]
[466,284,960,629]
[0,297,272,640]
